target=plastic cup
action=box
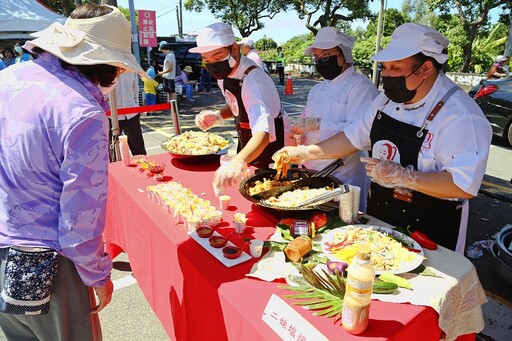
[219,195,231,209]
[249,240,264,258]
[186,218,200,232]
[234,221,246,233]
[350,185,361,219]
[210,210,223,226]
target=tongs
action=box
[297,185,350,208]
[251,158,344,200]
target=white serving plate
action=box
[188,230,251,267]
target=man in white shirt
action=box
[190,22,290,191]
[109,72,146,160]
[293,27,378,211]
[273,23,492,254]
[158,44,177,101]
[238,37,268,73]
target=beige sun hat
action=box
[24,6,146,77]
[183,65,193,73]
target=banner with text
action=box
[138,10,157,47]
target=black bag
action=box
[0,247,60,315]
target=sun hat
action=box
[304,27,356,64]
[371,23,449,64]
[189,22,235,54]
[158,41,168,51]
[24,6,146,77]
[238,37,254,47]
[183,65,193,73]
[495,55,508,63]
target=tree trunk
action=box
[74,0,82,6]
[61,0,72,16]
[102,0,118,6]
[505,20,512,57]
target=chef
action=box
[190,23,289,192]
[292,27,378,211]
[273,23,492,254]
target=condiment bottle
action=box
[284,235,312,263]
[341,245,375,335]
[118,135,131,166]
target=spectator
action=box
[198,58,211,92]
[158,44,177,101]
[14,42,33,63]
[109,71,147,160]
[142,67,159,115]
[190,22,290,191]
[487,55,509,79]
[175,65,197,102]
[276,46,285,85]
[1,47,15,67]
[273,23,492,254]
[0,4,146,340]
[293,27,378,211]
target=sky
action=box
[117,0,405,44]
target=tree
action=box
[426,0,510,72]
[292,0,373,35]
[254,36,278,51]
[364,8,408,38]
[184,0,289,37]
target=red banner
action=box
[138,10,157,47]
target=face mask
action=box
[206,53,236,80]
[381,64,424,103]
[14,46,22,53]
[315,56,343,80]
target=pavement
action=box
[1,75,510,341]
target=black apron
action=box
[223,65,285,169]
[367,87,463,250]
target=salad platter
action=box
[320,225,424,274]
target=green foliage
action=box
[365,8,409,38]
[254,36,278,51]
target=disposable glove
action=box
[213,157,248,193]
[272,145,311,165]
[360,157,418,189]
[195,110,224,131]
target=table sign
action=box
[262,294,328,341]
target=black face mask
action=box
[315,56,343,80]
[206,55,234,80]
[382,64,425,103]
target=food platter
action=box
[321,225,424,274]
[160,131,234,164]
[238,168,343,211]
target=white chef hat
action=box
[304,27,356,64]
[189,22,235,54]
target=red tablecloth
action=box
[103,153,473,340]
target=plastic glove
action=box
[360,157,418,189]
[272,145,311,165]
[195,110,224,131]
[213,157,248,192]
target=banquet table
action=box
[103,152,484,341]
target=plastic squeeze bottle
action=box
[284,235,312,263]
[341,245,375,335]
[118,135,131,167]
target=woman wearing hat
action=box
[486,55,509,79]
[175,65,197,102]
[190,22,290,192]
[0,4,146,340]
[273,23,492,254]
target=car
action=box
[469,78,512,147]
[150,39,202,82]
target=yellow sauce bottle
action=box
[341,245,375,335]
[284,235,312,263]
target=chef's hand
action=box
[195,110,224,131]
[272,145,311,165]
[91,279,114,314]
[361,157,417,189]
[286,130,303,146]
[213,157,247,190]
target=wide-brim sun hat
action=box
[304,27,356,64]
[371,23,449,64]
[24,6,147,78]
[189,22,235,54]
[183,65,193,73]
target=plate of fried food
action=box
[321,225,425,274]
[161,131,233,163]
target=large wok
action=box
[238,167,343,211]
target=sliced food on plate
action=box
[161,131,229,155]
[321,225,424,274]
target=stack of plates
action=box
[490,226,512,287]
